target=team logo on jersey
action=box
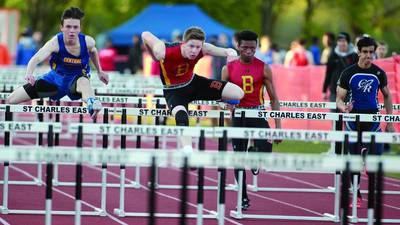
[358,79,374,93]
[63,57,82,64]
[176,63,189,76]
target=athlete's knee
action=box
[172,106,189,126]
[222,82,244,100]
[77,76,90,88]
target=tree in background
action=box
[1,0,399,52]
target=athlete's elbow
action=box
[141,31,152,42]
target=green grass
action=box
[274,141,329,154]
[274,141,400,179]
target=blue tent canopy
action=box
[107,4,234,46]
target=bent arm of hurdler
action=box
[141,31,165,61]
[202,43,237,57]
[26,37,58,80]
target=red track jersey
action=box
[227,58,265,107]
[159,43,203,86]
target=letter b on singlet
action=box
[242,75,253,94]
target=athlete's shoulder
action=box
[343,63,358,73]
[44,35,60,53]
[84,35,95,49]
[227,58,240,66]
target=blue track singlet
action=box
[39,32,90,100]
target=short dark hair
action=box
[237,30,258,46]
[337,32,351,43]
[183,26,205,42]
[324,32,335,47]
[357,36,377,51]
[61,7,84,25]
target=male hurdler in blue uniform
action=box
[7,7,109,118]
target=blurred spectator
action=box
[32,31,43,48]
[376,41,388,59]
[0,42,11,65]
[99,39,117,71]
[0,31,11,65]
[322,32,358,102]
[308,36,321,65]
[16,27,37,65]
[231,31,240,50]
[128,34,143,74]
[211,33,228,80]
[255,35,274,64]
[171,29,182,42]
[284,38,314,66]
[271,43,286,64]
[320,32,335,64]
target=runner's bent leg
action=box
[171,105,192,150]
[75,76,101,118]
[7,87,33,104]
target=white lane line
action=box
[384,177,400,184]
[266,172,327,189]
[383,203,400,211]
[10,165,129,225]
[0,217,11,225]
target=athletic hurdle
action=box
[121,107,238,191]
[0,104,126,217]
[67,123,222,223]
[232,108,346,217]
[66,122,364,223]
[347,132,400,224]
[234,109,400,223]
[2,140,399,225]
[0,120,62,218]
[1,121,104,219]
[220,126,357,222]
[0,103,47,186]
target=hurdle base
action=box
[98,209,107,217]
[0,180,42,186]
[149,183,237,191]
[115,211,218,219]
[230,210,336,221]
[53,181,139,188]
[360,189,400,195]
[1,207,9,214]
[348,215,358,223]
[2,209,103,216]
[247,185,334,193]
[357,218,400,223]
[323,213,339,223]
[230,210,243,219]
[113,208,126,217]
